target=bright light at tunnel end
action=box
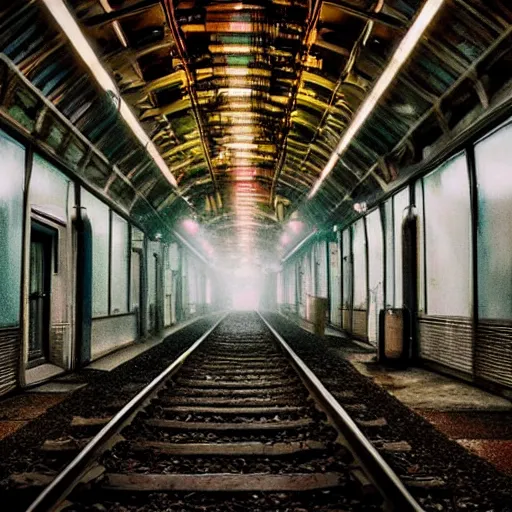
[308,0,445,199]
[224,265,263,311]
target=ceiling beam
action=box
[323,1,409,30]
[82,0,161,28]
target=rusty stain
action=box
[457,439,512,475]
[0,421,29,440]
[0,393,66,421]
[419,411,512,476]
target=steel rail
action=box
[26,313,228,512]
[257,311,424,512]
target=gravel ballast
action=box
[3,311,512,512]
[0,314,222,510]
[262,312,512,512]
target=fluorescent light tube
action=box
[42,0,177,188]
[308,0,445,198]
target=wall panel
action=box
[423,153,471,317]
[367,209,384,345]
[0,131,25,328]
[91,314,137,359]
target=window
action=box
[82,190,110,317]
[384,199,394,307]
[30,154,70,221]
[423,153,471,316]
[0,131,25,327]
[352,219,367,310]
[342,229,351,308]
[110,213,129,314]
[475,124,512,320]
[393,188,410,308]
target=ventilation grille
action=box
[0,327,20,397]
[418,315,473,375]
[476,320,512,388]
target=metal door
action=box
[367,210,384,346]
[28,227,52,365]
[154,253,163,332]
[131,249,143,336]
[329,240,342,327]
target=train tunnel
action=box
[1,0,512,510]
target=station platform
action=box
[326,332,512,475]
[0,315,214,441]
[2,311,512,478]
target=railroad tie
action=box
[101,472,345,492]
[128,440,327,456]
[143,418,313,430]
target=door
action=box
[328,240,342,327]
[367,210,384,346]
[131,249,143,336]
[28,225,53,366]
[171,271,178,324]
[154,254,162,332]
[402,206,418,360]
[164,265,172,327]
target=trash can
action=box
[307,295,328,336]
[378,308,411,366]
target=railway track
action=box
[20,312,422,511]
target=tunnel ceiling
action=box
[2,1,512,266]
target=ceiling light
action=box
[308,0,445,199]
[228,134,257,142]
[209,44,254,54]
[182,218,200,235]
[223,67,250,76]
[219,88,253,97]
[41,0,177,188]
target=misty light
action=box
[228,265,262,310]
[182,218,200,235]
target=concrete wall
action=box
[91,313,137,360]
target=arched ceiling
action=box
[1,0,512,267]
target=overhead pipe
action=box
[292,0,385,198]
[281,230,318,263]
[171,228,211,267]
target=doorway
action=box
[28,223,54,366]
[131,249,144,337]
